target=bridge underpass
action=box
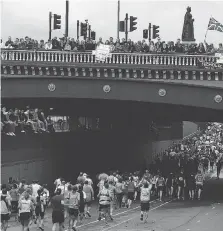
[2,98,223,122]
[1,97,216,185]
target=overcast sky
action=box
[1,0,223,45]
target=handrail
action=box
[1,49,218,67]
[1,48,216,57]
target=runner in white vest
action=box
[140,182,152,223]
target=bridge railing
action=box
[1,49,217,67]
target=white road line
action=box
[77,199,157,228]
[197,220,200,223]
[101,200,173,231]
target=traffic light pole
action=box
[77,20,80,40]
[88,25,91,40]
[125,13,128,41]
[148,23,151,41]
[65,0,69,37]
[49,12,52,40]
[117,0,120,39]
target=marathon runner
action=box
[187,173,196,200]
[156,174,165,201]
[67,185,80,231]
[51,188,64,231]
[1,189,11,231]
[97,183,112,226]
[195,170,205,200]
[140,181,152,223]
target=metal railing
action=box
[1,49,218,67]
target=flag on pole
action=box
[208,17,223,32]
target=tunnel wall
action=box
[1,121,198,184]
[143,121,199,167]
[183,121,198,137]
[1,158,53,186]
[151,121,198,156]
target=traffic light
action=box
[129,16,137,32]
[143,29,148,39]
[119,21,125,32]
[80,23,88,37]
[153,25,160,39]
[53,14,61,30]
[91,31,96,40]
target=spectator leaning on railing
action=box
[217,43,223,53]
[1,35,222,55]
[45,39,53,50]
[1,106,50,136]
[1,107,16,136]
[0,39,4,48]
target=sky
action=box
[1,0,223,45]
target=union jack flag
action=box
[208,17,223,32]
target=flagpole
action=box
[204,29,208,40]
[205,16,212,41]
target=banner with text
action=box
[216,53,223,64]
[92,44,112,62]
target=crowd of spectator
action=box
[1,107,102,136]
[1,36,223,54]
[1,106,54,136]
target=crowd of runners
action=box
[1,122,223,231]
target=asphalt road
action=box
[8,170,223,231]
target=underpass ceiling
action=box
[2,98,223,122]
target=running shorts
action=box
[141,202,150,212]
[20,212,31,225]
[52,210,64,224]
[35,207,45,219]
[68,208,79,218]
[1,213,10,221]
[157,186,164,191]
[128,192,134,201]
[99,204,110,213]
[196,184,203,190]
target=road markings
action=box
[197,220,200,223]
[212,207,215,209]
[101,200,173,231]
[187,229,191,231]
[77,199,158,228]
[205,213,208,215]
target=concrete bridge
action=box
[1,49,223,114]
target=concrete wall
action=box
[1,121,199,183]
[1,159,53,185]
[144,121,199,166]
[150,121,198,156]
[1,134,54,185]
[183,121,198,137]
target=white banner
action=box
[215,53,223,64]
[92,44,112,62]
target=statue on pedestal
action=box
[182,7,195,41]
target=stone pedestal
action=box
[181,41,197,45]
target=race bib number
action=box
[197,176,203,183]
